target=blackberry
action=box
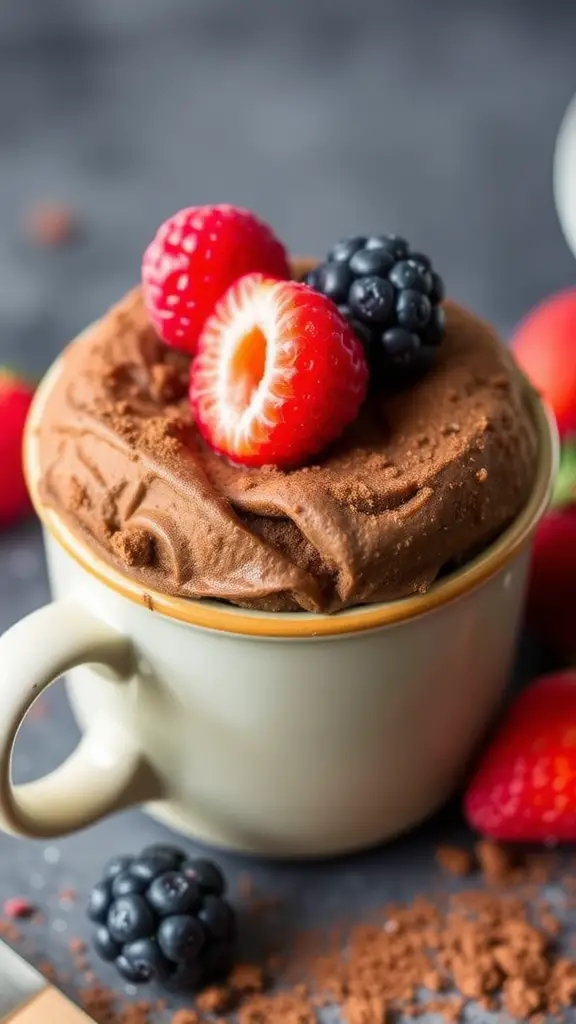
[303,233,446,386]
[87,845,235,991]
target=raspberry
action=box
[141,204,290,354]
[190,273,368,469]
[0,368,34,527]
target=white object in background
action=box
[554,91,576,261]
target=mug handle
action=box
[0,598,161,838]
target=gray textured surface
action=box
[0,1,574,1019]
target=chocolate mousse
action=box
[36,286,537,613]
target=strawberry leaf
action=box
[553,442,576,507]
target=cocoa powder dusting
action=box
[435,845,475,878]
[38,288,538,614]
[111,526,154,568]
[12,841,576,1024]
[180,844,576,1024]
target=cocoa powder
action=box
[10,841,576,1024]
[435,845,475,878]
[175,843,576,1024]
[23,201,78,246]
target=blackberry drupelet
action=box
[303,234,446,385]
[87,844,235,991]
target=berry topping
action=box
[327,235,366,263]
[103,855,134,880]
[87,845,235,991]
[117,938,171,984]
[130,851,181,882]
[87,881,113,924]
[181,858,225,897]
[366,234,409,259]
[147,871,201,916]
[0,368,34,528]
[158,913,205,964]
[93,925,121,962]
[111,871,148,898]
[199,895,235,940]
[107,895,155,944]
[349,276,394,324]
[190,273,368,469]
[141,204,290,355]
[304,235,446,386]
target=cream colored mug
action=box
[0,348,557,857]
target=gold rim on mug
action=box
[24,330,558,639]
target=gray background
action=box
[0,1,574,1020]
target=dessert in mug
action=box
[37,205,537,613]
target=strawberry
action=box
[0,368,34,527]
[464,671,576,842]
[141,204,290,354]
[189,273,368,469]
[525,441,576,656]
[512,288,576,438]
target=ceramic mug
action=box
[0,346,557,857]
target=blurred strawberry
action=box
[526,442,576,655]
[464,671,576,842]
[0,368,34,527]
[512,289,576,438]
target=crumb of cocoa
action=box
[540,908,562,936]
[38,960,57,981]
[230,963,265,994]
[149,362,188,403]
[436,845,476,878]
[68,476,91,512]
[171,1012,199,1024]
[111,526,154,568]
[237,990,315,1024]
[476,840,517,884]
[422,968,446,992]
[196,986,231,1014]
[24,201,78,246]
[142,592,154,611]
[236,873,254,901]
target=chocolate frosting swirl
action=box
[38,287,537,612]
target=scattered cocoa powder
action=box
[229,963,266,994]
[60,887,78,904]
[196,986,231,1014]
[435,846,475,878]
[79,983,152,1024]
[475,839,517,883]
[111,526,154,568]
[0,922,20,942]
[38,960,57,981]
[236,874,254,901]
[5,840,576,1023]
[24,201,78,246]
[171,1013,199,1024]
